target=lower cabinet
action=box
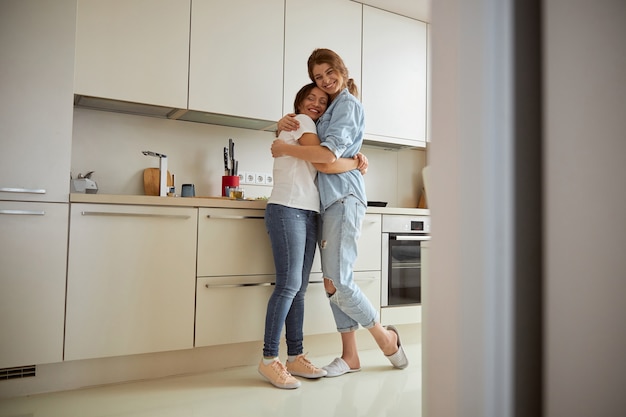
[195,271,381,347]
[65,204,198,361]
[195,275,274,347]
[195,207,382,347]
[311,213,382,273]
[380,305,422,326]
[0,202,68,368]
[197,208,274,277]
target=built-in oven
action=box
[381,215,431,307]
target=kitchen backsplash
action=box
[72,108,426,207]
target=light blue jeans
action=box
[320,195,379,332]
[263,203,318,357]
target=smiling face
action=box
[311,63,344,99]
[295,86,328,121]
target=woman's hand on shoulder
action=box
[277,113,299,132]
[355,152,368,175]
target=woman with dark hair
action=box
[273,48,408,377]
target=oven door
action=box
[381,233,430,306]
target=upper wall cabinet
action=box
[283,0,362,116]
[362,6,428,148]
[188,0,284,122]
[74,0,190,109]
[0,0,75,203]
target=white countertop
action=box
[70,193,430,216]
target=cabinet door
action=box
[188,0,284,121]
[74,0,190,108]
[303,272,381,336]
[195,275,274,347]
[362,6,428,147]
[355,213,382,271]
[65,204,197,361]
[0,0,74,203]
[196,271,381,346]
[283,0,362,115]
[0,202,68,368]
[197,208,274,277]
[311,213,382,273]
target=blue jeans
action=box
[320,195,379,332]
[263,203,318,357]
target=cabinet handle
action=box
[0,187,46,194]
[81,211,190,219]
[206,215,264,220]
[393,235,430,241]
[0,209,45,216]
[205,282,274,288]
[204,276,377,289]
[357,275,379,282]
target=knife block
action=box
[222,176,239,196]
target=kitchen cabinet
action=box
[283,0,362,115]
[195,207,273,346]
[188,0,284,121]
[65,204,197,361]
[196,271,381,346]
[197,208,274,277]
[195,275,274,346]
[196,209,382,344]
[354,213,383,271]
[0,202,69,368]
[311,213,382,273]
[362,6,428,148]
[0,0,75,203]
[381,305,421,326]
[74,0,190,108]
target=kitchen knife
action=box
[223,147,229,175]
[228,138,234,175]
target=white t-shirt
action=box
[267,114,320,212]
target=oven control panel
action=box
[411,220,427,232]
[382,215,431,234]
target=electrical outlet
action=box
[255,172,266,185]
[237,173,244,183]
[244,172,255,184]
[265,173,273,186]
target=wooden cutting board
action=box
[143,168,173,196]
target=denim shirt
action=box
[316,88,367,211]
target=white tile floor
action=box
[0,343,421,417]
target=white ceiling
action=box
[355,0,430,22]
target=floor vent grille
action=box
[0,365,36,380]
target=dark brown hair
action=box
[293,83,322,114]
[307,48,359,98]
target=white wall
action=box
[71,108,426,207]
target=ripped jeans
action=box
[320,195,379,332]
